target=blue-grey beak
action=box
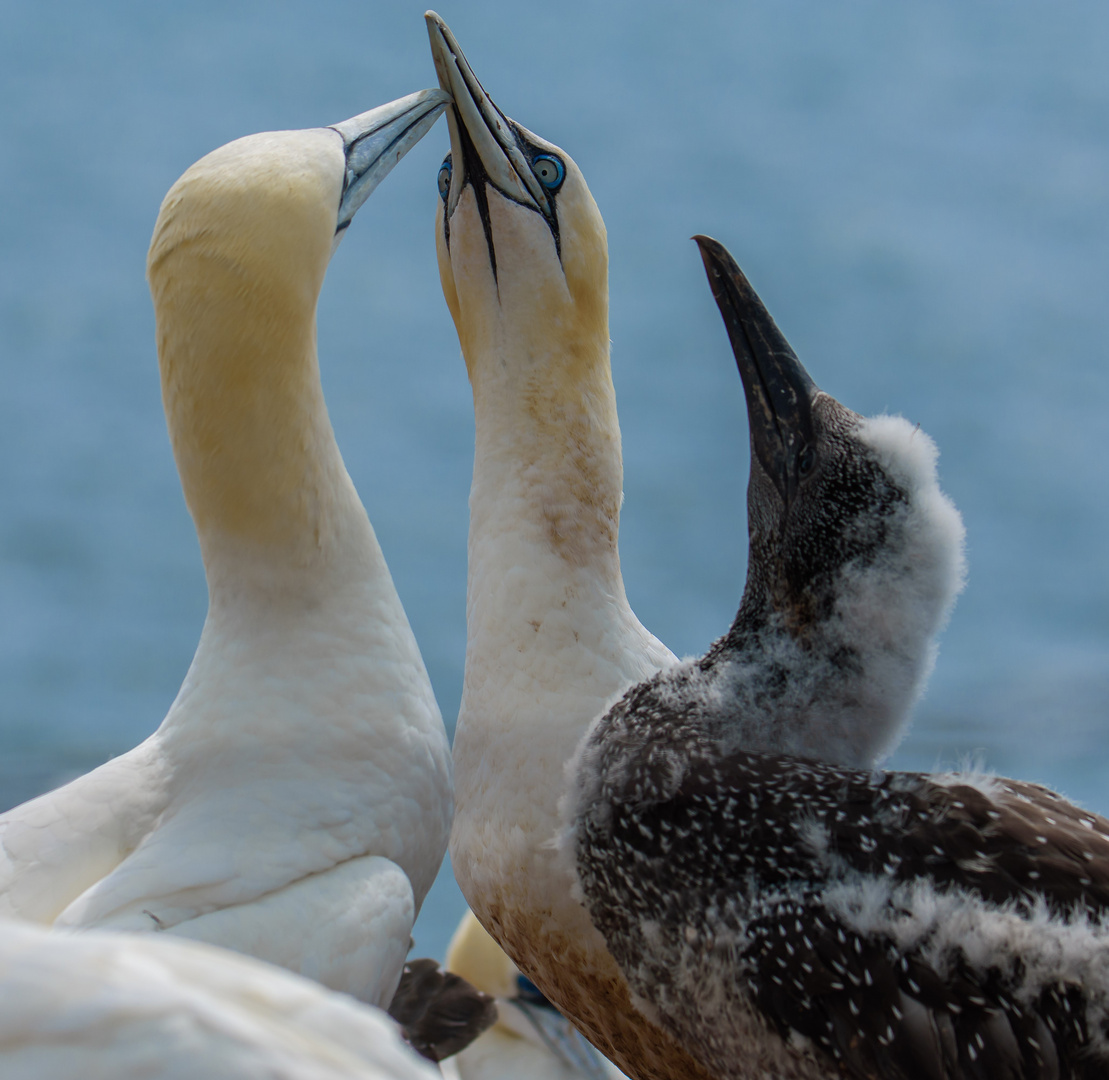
[330,88,450,234]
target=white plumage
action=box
[0,91,453,1008]
[0,918,439,1079]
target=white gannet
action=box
[0,918,441,1079]
[425,12,703,1080]
[442,911,628,1080]
[564,238,1109,1079]
[0,90,453,1009]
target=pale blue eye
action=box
[437,155,452,201]
[532,153,565,192]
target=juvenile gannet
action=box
[565,238,1109,1079]
[443,911,628,1080]
[0,918,440,1079]
[0,90,453,1009]
[425,12,703,1079]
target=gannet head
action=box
[692,236,966,764]
[146,91,447,564]
[425,12,608,405]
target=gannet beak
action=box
[424,11,551,220]
[694,235,819,507]
[330,88,450,235]
[501,995,615,1080]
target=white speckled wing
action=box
[573,730,1109,1079]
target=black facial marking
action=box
[509,122,562,262]
[446,112,499,285]
[443,112,563,275]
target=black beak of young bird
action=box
[694,235,820,509]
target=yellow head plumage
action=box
[433,133,609,409]
[147,129,344,560]
[427,15,622,567]
[146,91,449,578]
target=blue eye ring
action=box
[532,153,565,192]
[437,155,452,201]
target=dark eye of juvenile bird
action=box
[798,446,816,476]
[437,155,452,201]
[532,153,565,192]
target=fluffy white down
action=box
[823,877,1109,1057]
[564,412,967,839]
[0,919,439,1080]
[672,412,964,769]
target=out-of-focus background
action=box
[2,0,1107,960]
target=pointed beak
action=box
[694,235,819,506]
[499,997,616,1080]
[424,10,550,219]
[330,88,450,234]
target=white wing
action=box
[0,739,167,924]
[169,854,416,1007]
[0,919,439,1080]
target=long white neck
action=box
[456,331,674,898]
[440,178,673,919]
[149,222,420,753]
[466,329,625,614]
[150,219,432,807]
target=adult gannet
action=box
[425,12,702,1079]
[0,918,440,1079]
[564,238,1109,1079]
[443,911,627,1080]
[0,90,453,1009]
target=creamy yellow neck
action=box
[156,272,341,545]
[445,190,620,571]
[146,127,367,590]
[468,335,622,571]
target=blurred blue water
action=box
[1,0,1107,961]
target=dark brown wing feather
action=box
[387,957,498,1063]
[575,746,1109,1080]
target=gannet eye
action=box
[532,153,565,192]
[798,446,816,476]
[437,155,452,201]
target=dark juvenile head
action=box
[692,236,965,762]
[695,236,962,645]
